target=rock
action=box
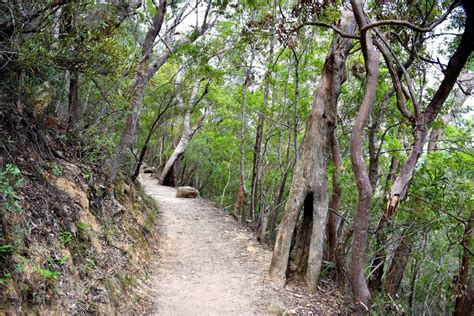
[266,300,286,315]
[282,309,297,316]
[176,186,199,198]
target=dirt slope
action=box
[140,173,348,315]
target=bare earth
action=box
[140,173,347,315]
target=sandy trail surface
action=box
[140,173,346,315]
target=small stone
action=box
[266,300,286,315]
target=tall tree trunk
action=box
[326,132,342,262]
[349,0,380,312]
[159,79,203,185]
[235,48,255,221]
[384,232,413,296]
[454,210,474,316]
[269,6,355,291]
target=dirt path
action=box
[140,173,347,315]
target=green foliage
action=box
[36,267,59,281]
[59,231,74,246]
[0,272,12,285]
[47,256,68,266]
[0,164,24,212]
[0,244,15,253]
[50,162,63,177]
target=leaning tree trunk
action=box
[131,99,173,182]
[385,1,474,216]
[159,79,203,185]
[269,6,356,291]
[104,1,215,182]
[349,0,380,312]
[103,0,167,181]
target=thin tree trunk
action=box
[409,229,428,314]
[159,79,203,185]
[220,162,231,207]
[368,88,394,189]
[131,99,173,181]
[269,6,355,290]
[235,48,255,221]
[427,72,472,152]
[250,0,276,223]
[454,210,474,316]
[367,156,399,292]
[384,232,413,296]
[67,71,80,128]
[104,1,215,181]
[349,0,380,312]
[327,132,342,262]
[292,50,300,162]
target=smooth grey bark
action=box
[159,78,203,185]
[269,6,356,291]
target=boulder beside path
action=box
[176,186,199,198]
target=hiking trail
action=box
[140,173,346,315]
